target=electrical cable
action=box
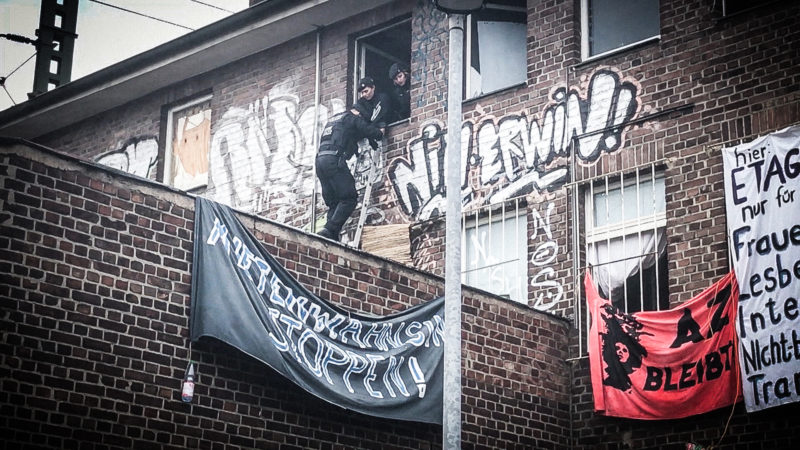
[188,0,233,14]
[1,83,17,105]
[4,52,37,81]
[0,51,38,104]
[88,0,195,31]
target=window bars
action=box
[575,162,668,356]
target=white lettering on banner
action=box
[204,215,444,399]
[723,125,800,412]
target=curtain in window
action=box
[587,229,664,300]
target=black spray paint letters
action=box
[729,146,800,208]
[643,341,734,392]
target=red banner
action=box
[587,271,741,419]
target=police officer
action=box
[315,98,384,241]
[355,76,390,130]
[388,63,410,122]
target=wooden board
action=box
[360,224,412,265]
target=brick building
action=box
[1,0,799,448]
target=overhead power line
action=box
[0,52,38,105]
[89,0,195,31]
[188,0,234,14]
[1,33,39,46]
[1,83,16,105]
[3,52,38,82]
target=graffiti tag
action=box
[388,69,639,220]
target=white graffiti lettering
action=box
[530,202,563,311]
[95,137,159,178]
[208,86,345,218]
[389,69,639,220]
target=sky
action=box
[0,0,250,111]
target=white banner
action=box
[722,124,800,412]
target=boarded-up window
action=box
[165,97,211,190]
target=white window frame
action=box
[580,0,661,61]
[163,95,212,190]
[464,0,528,99]
[461,200,528,304]
[584,168,667,313]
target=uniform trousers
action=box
[315,151,357,236]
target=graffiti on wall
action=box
[412,0,447,108]
[388,69,640,221]
[95,137,159,179]
[529,202,562,311]
[208,86,346,220]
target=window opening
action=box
[164,96,212,190]
[465,0,527,99]
[354,18,411,124]
[584,167,668,313]
[461,198,528,304]
[581,0,660,59]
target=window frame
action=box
[580,0,661,61]
[464,0,528,100]
[583,169,668,313]
[352,17,412,123]
[461,199,528,304]
[163,94,213,191]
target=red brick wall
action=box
[564,0,800,447]
[1,140,571,449]
[11,0,800,447]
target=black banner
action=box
[190,197,444,424]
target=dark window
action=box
[583,0,659,58]
[354,18,411,110]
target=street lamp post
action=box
[431,1,484,449]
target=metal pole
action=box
[443,13,464,450]
[311,28,321,232]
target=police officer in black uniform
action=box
[355,76,390,130]
[388,63,410,122]
[315,90,384,241]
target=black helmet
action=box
[357,77,375,92]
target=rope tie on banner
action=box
[700,273,739,450]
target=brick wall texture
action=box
[3,0,800,448]
[1,142,571,448]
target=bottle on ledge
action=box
[181,361,196,403]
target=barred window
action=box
[462,199,528,304]
[584,168,668,313]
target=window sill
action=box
[575,36,660,69]
[463,81,527,105]
[387,117,410,128]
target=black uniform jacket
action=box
[318,111,384,160]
